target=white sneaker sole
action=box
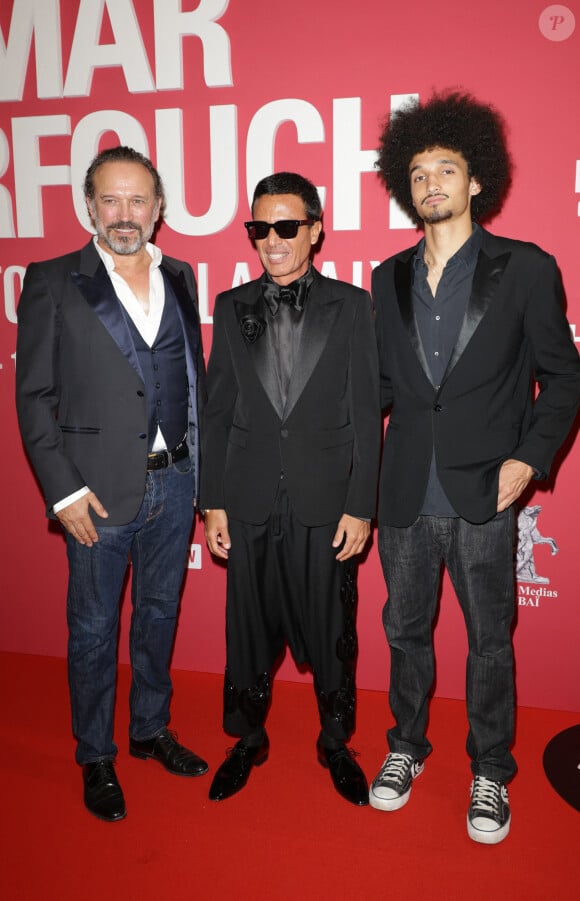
[369,785,412,811]
[467,813,511,845]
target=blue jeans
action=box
[378,510,517,782]
[65,457,194,764]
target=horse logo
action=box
[516,505,558,584]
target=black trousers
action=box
[223,481,358,741]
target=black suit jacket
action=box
[16,240,205,524]
[373,229,580,526]
[201,269,380,526]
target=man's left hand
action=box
[497,459,534,512]
[332,514,371,561]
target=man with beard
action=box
[369,92,580,843]
[16,146,208,822]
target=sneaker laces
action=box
[377,752,413,785]
[471,776,506,815]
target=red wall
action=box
[1,0,579,711]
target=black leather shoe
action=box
[209,735,270,801]
[129,729,209,776]
[317,739,369,806]
[83,760,126,822]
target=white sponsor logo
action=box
[516,505,560,606]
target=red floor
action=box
[1,651,579,900]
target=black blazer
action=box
[373,229,580,526]
[16,240,205,524]
[201,269,381,526]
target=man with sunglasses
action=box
[201,172,380,805]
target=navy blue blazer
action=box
[16,240,205,524]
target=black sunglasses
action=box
[244,219,315,240]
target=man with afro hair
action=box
[369,91,580,844]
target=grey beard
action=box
[103,230,145,255]
[94,217,156,255]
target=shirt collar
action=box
[413,222,482,272]
[92,235,163,272]
[261,262,314,290]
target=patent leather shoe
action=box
[83,760,126,822]
[129,729,209,776]
[317,739,369,806]
[209,735,270,801]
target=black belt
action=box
[147,438,189,471]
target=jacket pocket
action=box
[60,426,101,434]
[313,424,354,450]
[227,424,248,448]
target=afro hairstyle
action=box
[376,91,512,226]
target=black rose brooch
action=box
[240,314,266,344]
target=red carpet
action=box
[1,651,578,900]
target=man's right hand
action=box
[204,509,231,559]
[56,492,108,547]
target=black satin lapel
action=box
[443,250,511,381]
[234,296,284,419]
[283,289,342,420]
[70,264,143,380]
[395,258,432,383]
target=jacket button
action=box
[139,433,147,439]
[433,404,443,412]
[280,429,289,438]
[137,390,144,397]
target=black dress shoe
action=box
[317,739,369,806]
[83,760,126,822]
[209,735,270,801]
[129,729,209,776]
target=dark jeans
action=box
[378,510,517,782]
[65,457,194,765]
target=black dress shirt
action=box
[262,268,313,409]
[412,224,482,516]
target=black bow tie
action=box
[262,276,310,315]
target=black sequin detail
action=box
[314,563,358,736]
[224,669,271,731]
